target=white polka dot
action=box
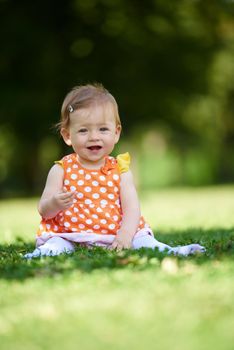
[100,219,107,224]
[100,187,107,193]
[110,205,114,208]
[115,199,120,206]
[86,219,92,225]
[79,214,85,219]
[96,207,102,213]
[73,199,77,203]
[71,217,78,222]
[91,172,98,175]
[64,179,70,185]
[70,186,76,191]
[79,224,85,229]
[54,225,58,231]
[114,187,118,192]
[72,164,78,168]
[84,209,90,214]
[100,199,108,206]
[113,215,119,221]
[67,167,71,172]
[72,228,78,232]
[77,192,84,198]
[109,224,115,230]
[86,229,93,233]
[92,181,99,186]
[92,193,100,199]
[78,169,84,174]
[85,199,92,205]
[101,230,108,234]
[46,224,51,229]
[90,204,95,208]
[99,175,106,181]
[94,224,100,230]
[108,194,115,200]
[64,222,70,227]
[67,159,72,163]
[65,210,72,215]
[84,186,92,192]
[107,181,113,187]
[105,213,110,218]
[92,214,98,219]
[74,207,78,213]
[85,174,91,180]
[113,174,119,180]
[77,180,84,186]
[71,174,77,180]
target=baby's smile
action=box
[87,145,102,151]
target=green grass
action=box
[0,186,234,350]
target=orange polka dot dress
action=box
[36,152,148,246]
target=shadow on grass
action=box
[0,227,233,281]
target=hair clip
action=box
[68,105,74,113]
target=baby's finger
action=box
[61,191,76,199]
[112,242,124,251]
[116,245,123,252]
[64,198,75,205]
[109,241,118,250]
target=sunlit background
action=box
[1,0,234,197]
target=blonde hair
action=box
[58,83,121,131]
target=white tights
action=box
[24,234,205,259]
[132,234,205,255]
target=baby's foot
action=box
[23,237,75,258]
[169,244,206,257]
[24,248,41,259]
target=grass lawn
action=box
[0,186,234,350]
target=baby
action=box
[25,84,205,258]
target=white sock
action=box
[168,244,206,256]
[132,234,171,252]
[24,237,75,258]
[132,234,205,256]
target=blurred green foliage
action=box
[0,0,234,196]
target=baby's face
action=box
[61,103,121,168]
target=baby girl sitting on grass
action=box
[25,84,205,258]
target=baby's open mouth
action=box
[87,146,102,150]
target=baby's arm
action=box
[38,164,76,219]
[110,170,141,250]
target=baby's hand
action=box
[52,187,76,211]
[109,232,132,251]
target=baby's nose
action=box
[89,130,100,140]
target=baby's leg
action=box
[132,232,205,256]
[24,236,75,258]
[132,234,171,252]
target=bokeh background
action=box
[1,0,234,197]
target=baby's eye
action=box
[100,127,109,132]
[78,128,88,133]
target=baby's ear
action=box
[114,124,121,144]
[61,128,72,146]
